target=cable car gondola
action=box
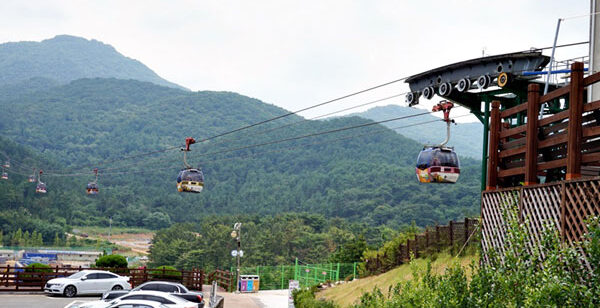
[2,160,9,168]
[1,171,7,180]
[28,168,36,183]
[416,101,461,184]
[86,168,99,195]
[36,170,47,193]
[177,137,205,193]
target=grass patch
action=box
[74,226,154,236]
[318,251,477,307]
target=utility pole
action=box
[108,217,112,243]
[231,223,242,293]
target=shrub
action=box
[25,263,52,273]
[293,286,338,308]
[21,263,53,279]
[151,265,182,279]
[96,254,128,268]
[351,210,600,307]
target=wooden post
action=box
[436,225,440,251]
[5,264,9,287]
[464,218,469,245]
[425,230,429,248]
[487,101,501,190]
[525,84,540,185]
[449,220,454,247]
[560,181,566,244]
[414,238,419,258]
[567,62,585,179]
[144,266,148,284]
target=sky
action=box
[0,1,592,122]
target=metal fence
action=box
[232,262,358,289]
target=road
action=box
[0,294,100,308]
[220,289,288,308]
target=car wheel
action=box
[64,285,77,297]
[112,285,123,290]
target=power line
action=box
[196,77,409,143]
[193,111,434,159]
[203,92,408,148]
[100,114,473,176]
[530,41,588,52]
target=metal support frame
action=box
[480,97,491,191]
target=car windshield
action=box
[67,272,87,279]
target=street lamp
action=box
[232,223,242,293]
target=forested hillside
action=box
[0,137,69,244]
[0,78,481,229]
[354,105,483,159]
[0,35,184,90]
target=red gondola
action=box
[86,168,99,195]
[416,101,461,184]
[36,170,47,193]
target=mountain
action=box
[353,105,483,159]
[0,78,481,229]
[0,35,185,90]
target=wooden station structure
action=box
[481,62,600,266]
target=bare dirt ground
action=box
[101,232,154,255]
[68,231,154,255]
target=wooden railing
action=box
[207,269,234,292]
[487,62,600,189]
[0,265,204,292]
[363,218,478,275]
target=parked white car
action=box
[77,290,198,308]
[44,270,131,297]
[106,299,169,308]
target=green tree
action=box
[11,229,22,246]
[142,212,172,230]
[22,230,30,246]
[67,235,78,247]
[53,232,62,246]
[95,254,128,268]
[175,249,206,270]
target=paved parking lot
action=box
[0,294,100,308]
[0,289,287,308]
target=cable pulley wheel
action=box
[497,72,510,87]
